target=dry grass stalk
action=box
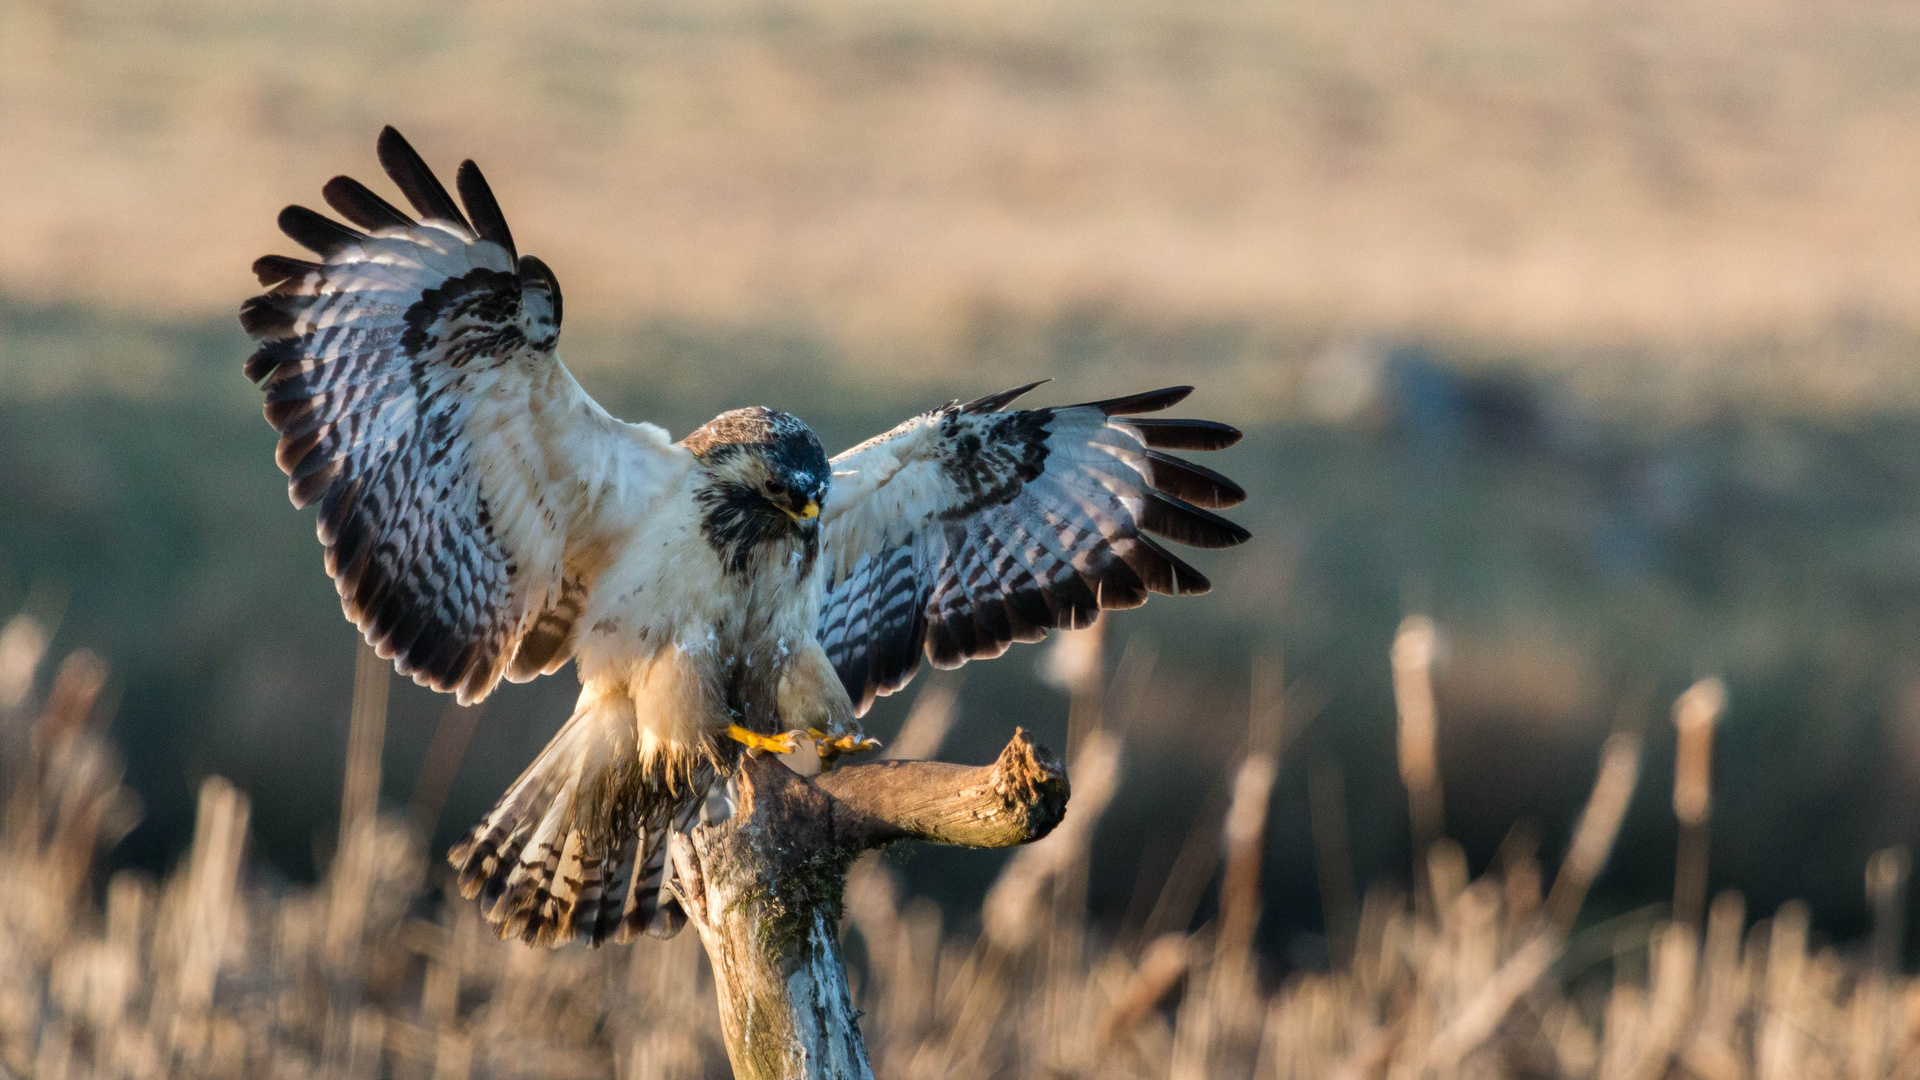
[1546,731,1642,934]
[1309,757,1361,973]
[1672,678,1727,930]
[1870,848,1911,978]
[0,614,51,715]
[881,680,962,765]
[407,701,483,840]
[1391,616,1445,882]
[326,641,391,972]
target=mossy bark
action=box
[670,730,1069,1080]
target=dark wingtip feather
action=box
[251,254,320,287]
[1089,385,1192,415]
[288,459,341,507]
[1039,571,1102,629]
[1138,490,1252,549]
[322,175,417,231]
[277,205,365,257]
[456,160,518,259]
[960,379,1050,414]
[518,254,563,329]
[1088,552,1151,611]
[1142,448,1247,509]
[262,397,314,439]
[1119,417,1243,451]
[243,338,296,383]
[375,126,472,230]
[238,295,296,340]
[1003,585,1054,632]
[1123,535,1214,596]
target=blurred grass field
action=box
[10,1,1920,1072]
[7,613,1920,1079]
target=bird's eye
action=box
[765,479,788,497]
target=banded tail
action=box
[447,690,720,947]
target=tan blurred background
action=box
[10,0,1920,414]
[7,0,1920,981]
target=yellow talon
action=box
[726,724,801,755]
[809,729,882,769]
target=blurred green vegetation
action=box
[7,301,1920,963]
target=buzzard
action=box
[241,128,1250,947]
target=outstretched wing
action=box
[819,384,1249,713]
[241,127,689,704]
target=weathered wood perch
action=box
[668,728,1070,1080]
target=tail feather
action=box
[447,690,707,947]
[624,816,689,940]
[488,777,578,943]
[574,829,638,945]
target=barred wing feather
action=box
[819,384,1249,714]
[241,127,688,705]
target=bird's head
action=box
[686,408,830,567]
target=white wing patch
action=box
[819,385,1249,714]
[242,128,688,704]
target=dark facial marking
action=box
[687,408,830,575]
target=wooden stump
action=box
[669,728,1070,1080]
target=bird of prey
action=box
[240,128,1250,947]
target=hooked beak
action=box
[782,500,820,523]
